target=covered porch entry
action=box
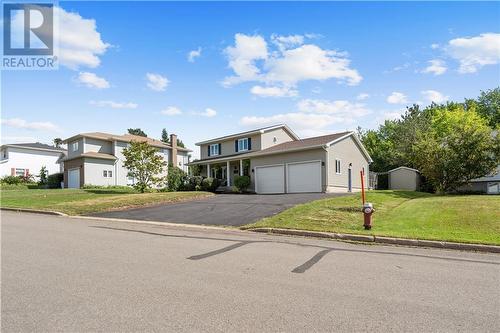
[197,158,251,187]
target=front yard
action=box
[0,188,213,215]
[245,191,500,245]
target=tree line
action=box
[359,87,500,193]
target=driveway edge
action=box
[248,227,500,253]
[0,207,68,216]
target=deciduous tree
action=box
[122,141,166,192]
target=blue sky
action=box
[2,1,500,158]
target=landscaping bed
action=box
[0,188,213,215]
[244,191,500,245]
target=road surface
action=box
[2,211,499,332]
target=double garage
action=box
[254,160,322,194]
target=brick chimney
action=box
[170,133,177,167]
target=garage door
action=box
[68,168,80,189]
[255,165,285,194]
[487,182,499,194]
[287,161,322,193]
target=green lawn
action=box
[245,191,500,245]
[0,188,213,215]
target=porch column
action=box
[239,159,243,176]
[226,160,231,186]
[207,164,211,178]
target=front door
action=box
[348,168,352,192]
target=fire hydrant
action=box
[362,202,374,230]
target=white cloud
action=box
[223,33,362,92]
[386,92,408,104]
[89,100,138,109]
[446,33,500,73]
[77,72,110,89]
[421,90,449,104]
[194,108,217,118]
[223,33,268,86]
[188,47,202,62]
[356,93,370,100]
[250,85,298,98]
[297,99,370,117]
[54,7,110,69]
[146,73,169,91]
[1,118,59,132]
[430,43,440,50]
[421,59,447,76]
[160,106,182,116]
[0,136,38,144]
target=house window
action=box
[335,159,341,174]
[238,138,249,152]
[108,170,112,177]
[210,144,219,156]
[15,168,25,176]
[72,141,79,152]
[103,170,108,177]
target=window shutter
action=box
[218,143,221,155]
[235,140,239,152]
[11,168,15,176]
[248,137,252,150]
[207,146,210,157]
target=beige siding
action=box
[199,134,261,159]
[326,136,370,191]
[83,158,116,186]
[388,168,420,191]
[85,138,112,154]
[260,128,295,150]
[250,148,327,191]
[67,138,83,158]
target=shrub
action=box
[201,177,219,192]
[167,165,188,191]
[234,175,251,192]
[1,175,22,185]
[47,173,64,189]
[183,175,203,191]
[39,166,48,185]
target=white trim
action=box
[239,159,243,176]
[335,159,342,175]
[285,160,322,193]
[226,160,231,186]
[1,145,66,154]
[254,163,285,194]
[195,124,299,145]
[209,144,220,156]
[388,166,420,173]
[237,138,249,152]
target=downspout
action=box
[322,144,329,192]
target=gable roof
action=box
[388,166,420,173]
[244,131,352,157]
[195,124,299,145]
[1,142,67,153]
[63,132,191,152]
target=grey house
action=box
[188,124,372,194]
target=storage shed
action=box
[388,166,421,191]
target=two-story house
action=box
[62,132,190,188]
[188,124,372,194]
[0,143,66,180]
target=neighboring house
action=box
[460,166,500,194]
[62,132,190,188]
[0,143,66,180]
[188,124,372,194]
[388,166,421,191]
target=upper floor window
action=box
[335,159,341,174]
[209,144,219,156]
[238,138,249,152]
[72,141,79,152]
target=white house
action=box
[62,132,190,188]
[0,143,66,180]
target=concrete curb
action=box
[248,227,500,253]
[0,207,67,216]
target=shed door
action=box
[287,161,322,193]
[68,168,80,189]
[255,165,285,194]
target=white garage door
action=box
[487,182,499,194]
[255,165,285,194]
[68,168,80,189]
[287,161,322,193]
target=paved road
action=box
[2,211,500,332]
[91,193,341,226]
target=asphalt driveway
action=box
[91,193,345,226]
